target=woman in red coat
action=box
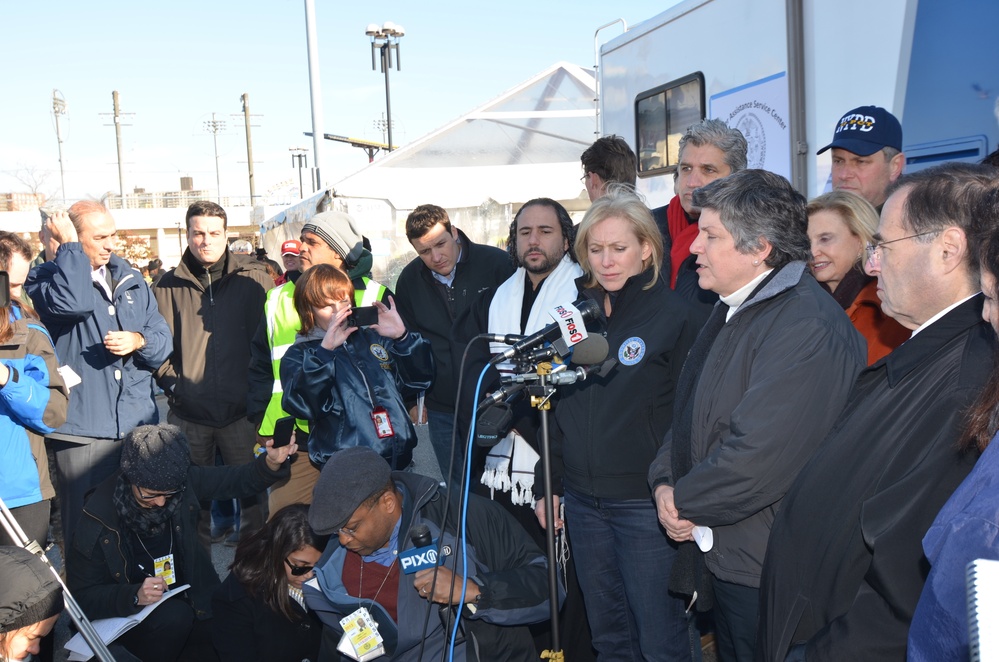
[807,191,909,364]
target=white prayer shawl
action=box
[481,254,583,504]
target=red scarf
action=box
[667,195,699,288]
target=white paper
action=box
[65,584,190,661]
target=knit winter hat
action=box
[0,547,63,634]
[120,423,191,491]
[302,211,364,266]
[309,447,392,535]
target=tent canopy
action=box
[332,61,595,210]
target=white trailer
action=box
[597,0,999,207]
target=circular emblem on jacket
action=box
[369,343,389,362]
[618,337,646,366]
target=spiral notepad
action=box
[968,558,999,661]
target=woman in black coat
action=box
[212,504,329,662]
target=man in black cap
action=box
[65,423,295,662]
[304,447,551,661]
[817,105,905,211]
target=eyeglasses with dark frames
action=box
[135,487,183,501]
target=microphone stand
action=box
[0,496,115,662]
[528,362,563,659]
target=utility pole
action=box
[290,148,308,199]
[203,113,226,204]
[240,93,257,205]
[52,90,67,204]
[100,92,133,205]
[112,91,126,198]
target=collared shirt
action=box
[91,265,112,299]
[910,292,979,337]
[430,245,463,288]
[720,269,774,321]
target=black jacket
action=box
[649,262,866,587]
[67,457,289,620]
[212,572,323,662]
[153,250,273,427]
[757,295,994,662]
[306,471,550,661]
[394,229,514,413]
[548,270,698,500]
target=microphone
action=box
[489,299,603,364]
[476,332,525,345]
[400,524,441,575]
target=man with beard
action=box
[454,198,594,660]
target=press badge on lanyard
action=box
[371,407,394,439]
[154,554,176,586]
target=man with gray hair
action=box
[25,201,172,547]
[652,119,747,309]
[758,163,997,661]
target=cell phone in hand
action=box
[272,416,296,448]
[348,305,379,327]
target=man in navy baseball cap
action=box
[817,105,905,210]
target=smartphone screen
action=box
[272,416,296,448]
[349,306,379,327]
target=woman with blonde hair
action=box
[536,184,699,660]
[807,190,908,363]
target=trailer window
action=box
[635,73,704,176]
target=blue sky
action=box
[0,1,679,204]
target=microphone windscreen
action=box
[571,334,609,365]
[410,523,432,547]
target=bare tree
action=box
[4,164,54,205]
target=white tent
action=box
[261,61,595,287]
[331,61,596,211]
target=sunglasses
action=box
[285,558,315,576]
[135,487,183,501]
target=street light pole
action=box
[366,22,404,152]
[204,113,225,204]
[52,90,67,204]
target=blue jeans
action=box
[427,409,462,487]
[564,488,693,662]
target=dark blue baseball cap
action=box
[817,106,902,156]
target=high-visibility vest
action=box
[258,277,387,435]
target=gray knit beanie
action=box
[120,423,191,491]
[302,211,364,266]
[309,447,392,535]
[0,547,63,634]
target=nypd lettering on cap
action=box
[369,344,389,362]
[618,337,646,366]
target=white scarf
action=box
[481,254,583,504]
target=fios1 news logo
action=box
[553,305,585,344]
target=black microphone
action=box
[489,298,604,364]
[476,332,525,345]
[411,524,432,548]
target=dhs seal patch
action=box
[618,337,646,366]
[369,344,390,362]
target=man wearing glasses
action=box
[304,447,551,661]
[758,163,998,661]
[65,423,295,662]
